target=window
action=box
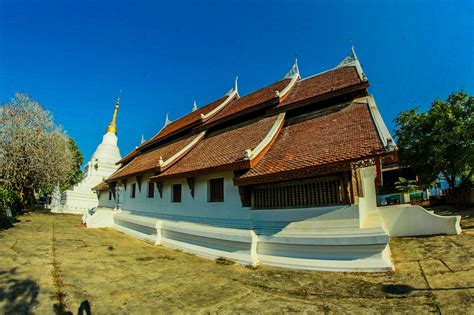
[147,181,155,198]
[253,176,346,209]
[108,191,112,200]
[172,184,181,203]
[131,183,136,198]
[209,178,224,202]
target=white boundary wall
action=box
[378,205,461,237]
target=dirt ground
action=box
[0,207,473,314]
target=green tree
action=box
[394,91,474,188]
[61,138,84,191]
[0,187,21,226]
[394,177,418,193]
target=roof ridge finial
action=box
[294,57,300,77]
[336,46,366,81]
[225,76,239,96]
[164,112,171,126]
[337,46,359,67]
[192,99,198,112]
[283,59,300,79]
[106,91,121,134]
[141,133,146,144]
[351,44,358,60]
[117,90,122,103]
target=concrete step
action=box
[109,210,393,272]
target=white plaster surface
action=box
[86,208,116,228]
[358,166,380,228]
[55,132,121,214]
[378,204,462,237]
[105,208,392,270]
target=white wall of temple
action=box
[97,189,116,209]
[108,170,366,229]
[116,171,252,225]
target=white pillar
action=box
[359,165,378,228]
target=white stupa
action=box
[53,95,122,214]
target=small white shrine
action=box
[52,96,122,214]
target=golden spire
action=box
[106,92,121,134]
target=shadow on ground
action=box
[430,205,474,229]
[0,268,39,314]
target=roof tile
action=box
[235,102,384,185]
[156,115,279,178]
[108,135,197,181]
[203,79,290,126]
[277,66,362,109]
[148,95,229,144]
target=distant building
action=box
[52,97,122,213]
[88,49,460,272]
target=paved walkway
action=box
[0,208,473,314]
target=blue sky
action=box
[0,0,472,165]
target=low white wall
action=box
[113,212,159,243]
[251,205,359,234]
[378,205,461,237]
[109,211,258,265]
[160,220,259,266]
[106,207,393,272]
[257,243,393,272]
[86,208,115,228]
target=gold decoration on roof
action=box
[106,93,121,134]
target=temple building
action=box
[88,49,460,272]
[53,97,122,214]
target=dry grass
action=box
[0,206,472,313]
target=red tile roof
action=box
[147,95,230,144]
[275,66,364,110]
[108,135,197,181]
[92,181,109,191]
[201,79,291,127]
[117,67,363,166]
[234,102,385,185]
[116,95,232,165]
[109,63,378,184]
[154,115,279,180]
[117,148,139,165]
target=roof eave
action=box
[269,81,369,115]
[150,160,251,182]
[234,151,391,187]
[194,96,280,133]
[199,90,239,122]
[107,132,206,183]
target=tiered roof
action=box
[108,135,198,181]
[117,92,237,165]
[234,101,385,185]
[148,95,230,143]
[153,115,280,180]
[102,49,393,189]
[273,66,366,112]
[200,79,290,128]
